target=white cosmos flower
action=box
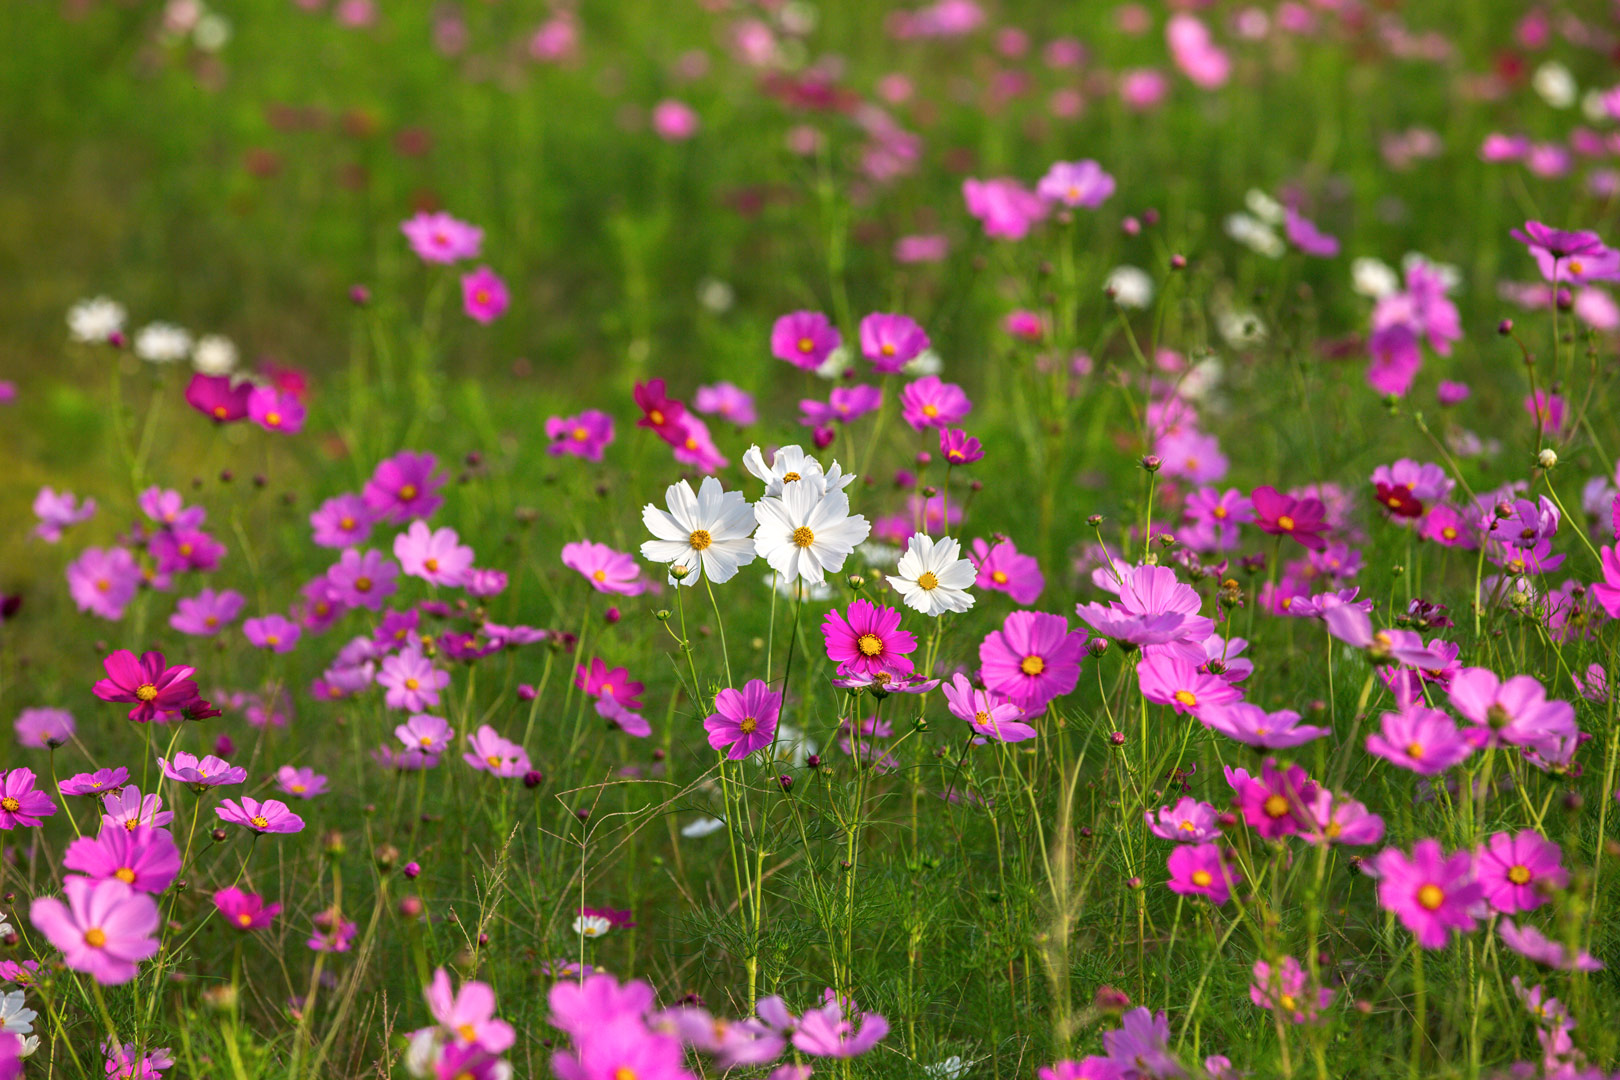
[67,297,126,343]
[1351,257,1398,299]
[0,990,35,1035]
[742,444,855,498]
[1224,213,1284,258]
[814,344,850,380]
[1105,266,1154,309]
[1533,61,1576,109]
[753,481,870,585]
[134,322,192,364]
[192,334,238,375]
[572,915,612,938]
[641,477,758,587]
[1244,188,1285,225]
[681,815,726,838]
[890,533,976,616]
[925,1056,974,1080]
[903,348,943,376]
[856,540,901,569]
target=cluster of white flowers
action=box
[639,444,975,616]
[67,296,240,375]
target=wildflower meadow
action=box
[6,0,1620,1077]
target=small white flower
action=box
[680,815,726,838]
[1244,188,1285,225]
[696,277,734,314]
[1224,213,1284,258]
[753,481,870,585]
[1583,88,1611,123]
[0,916,11,938]
[193,12,231,50]
[1351,257,1399,299]
[814,344,850,380]
[1217,309,1267,347]
[134,322,192,364]
[903,349,943,376]
[404,1028,442,1078]
[1177,355,1223,400]
[742,444,855,499]
[925,1056,974,1080]
[67,297,126,343]
[1533,61,1577,109]
[0,990,35,1036]
[1106,266,1154,309]
[192,334,238,375]
[890,533,976,616]
[572,915,612,938]
[641,477,758,587]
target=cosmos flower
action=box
[14,708,75,749]
[92,651,199,725]
[1373,839,1485,949]
[309,494,377,549]
[641,478,758,587]
[704,679,782,760]
[970,538,1043,604]
[378,649,450,712]
[1474,830,1566,915]
[771,311,842,372]
[244,615,301,653]
[463,725,530,778]
[547,411,616,461]
[395,522,475,587]
[980,611,1086,713]
[460,266,509,323]
[217,797,305,834]
[67,547,142,620]
[1366,707,1474,775]
[1167,843,1239,905]
[1036,160,1115,208]
[364,451,447,524]
[30,876,159,984]
[890,533,976,616]
[401,211,484,263]
[563,540,647,596]
[858,313,930,373]
[62,825,180,894]
[169,588,245,636]
[899,376,971,430]
[823,600,917,680]
[214,887,280,931]
[159,753,247,788]
[942,673,1034,743]
[0,769,56,829]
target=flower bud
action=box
[1538,448,1558,469]
[403,861,421,879]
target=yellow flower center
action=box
[1507,865,1532,885]
[354,577,373,592]
[1191,870,1213,887]
[265,635,280,647]
[265,412,282,427]
[1417,884,1445,911]
[881,342,896,356]
[739,717,758,734]
[291,783,306,793]
[991,570,1008,584]
[115,867,136,884]
[572,426,589,441]
[83,928,107,948]
[486,754,503,767]
[1212,505,1228,519]
[213,405,228,419]
[1178,821,1196,832]
[1020,655,1045,676]
[1406,743,1424,759]
[475,289,491,305]
[250,815,269,828]
[424,557,440,572]
[179,542,194,557]
[690,529,714,551]
[237,912,253,927]
[1279,993,1298,1011]
[615,1068,638,1080]
[857,633,884,657]
[404,677,420,691]
[205,615,219,628]
[420,735,435,747]
[1277,515,1295,531]
[458,1022,479,1041]
[1173,689,1197,707]
[592,569,607,581]
[135,684,159,702]
[95,578,111,592]
[783,471,801,483]
[797,337,814,353]
[792,526,815,548]
[1263,794,1290,818]
[399,484,418,500]
[1,797,19,813]
[922,403,939,417]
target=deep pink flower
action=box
[461,266,509,323]
[217,796,305,834]
[1236,760,1318,840]
[326,548,400,610]
[651,99,699,140]
[823,600,917,679]
[547,410,616,461]
[0,768,56,828]
[943,673,1035,742]
[401,211,483,264]
[1475,830,1566,914]
[308,493,375,548]
[562,540,645,596]
[705,679,782,760]
[1077,564,1213,661]
[244,614,301,653]
[1135,655,1242,719]
[575,659,645,708]
[92,651,198,724]
[633,379,689,444]
[185,373,251,423]
[30,876,160,984]
[939,428,983,465]
[1167,842,1238,905]
[63,825,180,893]
[858,313,929,373]
[364,451,447,523]
[670,413,728,473]
[247,386,305,434]
[979,611,1086,713]
[1366,707,1474,775]
[771,311,842,372]
[1250,485,1329,551]
[214,887,280,931]
[1285,208,1339,258]
[1373,839,1485,949]
[1145,798,1219,843]
[899,375,971,430]
[969,538,1043,604]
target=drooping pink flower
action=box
[1202,702,1329,749]
[1373,839,1485,949]
[1076,563,1213,661]
[1498,920,1604,972]
[30,876,160,984]
[16,707,75,749]
[705,679,782,760]
[185,373,251,423]
[1446,668,1577,751]
[979,611,1086,713]
[460,266,510,323]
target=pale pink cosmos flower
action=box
[425,966,515,1052]
[217,796,305,834]
[31,877,159,984]
[244,614,301,653]
[942,673,1034,743]
[651,100,699,140]
[275,765,328,799]
[1144,797,1218,843]
[170,588,245,636]
[401,211,483,263]
[562,540,646,596]
[326,548,400,610]
[1446,668,1576,750]
[693,383,757,426]
[396,714,454,756]
[395,521,474,588]
[463,724,530,778]
[378,648,449,712]
[1036,160,1115,209]
[33,486,96,543]
[67,547,142,620]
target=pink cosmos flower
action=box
[562,540,645,596]
[67,547,142,619]
[63,825,180,894]
[633,379,689,444]
[1135,655,1242,719]
[378,648,450,711]
[1446,668,1576,750]
[396,713,454,756]
[426,966,516,1052]
[364,451,447,523]
[1036,160,1115,208]
[92,651,199,725]
[1155,429,1227,485]
[693,383,757,427]
[939,428,983,465]
[59,767,128,797]
[979,611,1086,713]
[30,876,160,984]
[169,588,245,636]
[1235,760,1318,840]
[1145,797,1218,842]
[823,600,917,679]
[962,177,1047,240]
[395,521,475,587]
[15,707,75,749]
[705,679,782,760]
[1322,606,1446,668]
[401,211,483,264]
[308,910,358,953]
[464,724,530,777]
[651,99,699,140]
[553,1016,688,1080]
[309,493,376,548]
[326,548,400,610]
[1366,707,1473,775]
[1250,485,1329,551]
[771,311,842,372]
[1167,842,1239,905]
[670,412,728,473]
[217,796,305,834]
[575,659,645,708]
[159,752,247,787]
[1373,839,1485,949]
[214,887,280,931]
[185,373,251,422]
[894,234,948,263]
[1498,921,1604,972]
[467,569,508,597]
[943,673,1035,742]
[801,385,883,427]
[1077,564,1213,661]
[899,375,971,430]
[1167,13,1230,88]
[247,386,305,434]
[1249,956,1332,1024]
[276,765,328,799]
[0,768,56,828]
[547,410,616,461]
[137,488,195,530]
[1420,505,1475,548]
[149,527,226,575]
[461,266,509,323]
[244,614,301,653]
[101,787,171,833]
[1202,702,1329,749]
[1511,221,1620,284]
[1301,790,1386,847]
[858,313,929,373]
[793,997,889,1058]
[33,486,96,542]
[1475,830,1566,914]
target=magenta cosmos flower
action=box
[67,547,141,620]
[33,486,96,542]
[247,386,305,434]
[92,651,198,725]
[401,211,483,264]
[1076,563,1212,661]
[1366,706,1473,775]
[1202,702,1329,749]
[771,311,842,372]
[217,796,305,834]
[1373,839,1485,949]
[547,410,616,461]
[461,266,509,323]
[309,493,376,548]
[15,707,75,748]
[1301,790,1385,848]
[378,648,450,711]
[693,382,756,426]
[1250,956,1332,1024]
[652,99,700,140]
[858,312,929,373]
[326,548,400,610]
[792,998,890,1059]
[464,724,530,778]
[59,766,128,797]
[899,375,971,431]
[63,825,180,894]
[30,876,160,984]
[575,658,645,708]
[0,768,56,828]
[396,713,454,756]
[395,521,474,587]
[971,538,1043,604]
[939,428,983,465]
[1234,760,1318,840]
[1167,842,1239,905]
[1447,668,1577,750]
[160,752,247,787]
[823,600,917,679]
[943,673,1034,742]
[1036,159,1115,208]
[363,450,447,523]
[1135,655,1242,719]
[979,611,1086,713]
[427,967,516,1052]
[244,614,301,653]
[553,1016,688,1080]
[1146,797,1219,842]
[633,378,688,444]
[705,679,783,760]
[185,373,251,423]
[1510,221,1619,283]
[1475,830,1566,915]
[276,765,328,799]
[214,887,280,931]
[1284,208,1339,258]
[561,540,645,596]
[1250,485,1330,551]
[169,587,245,636]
